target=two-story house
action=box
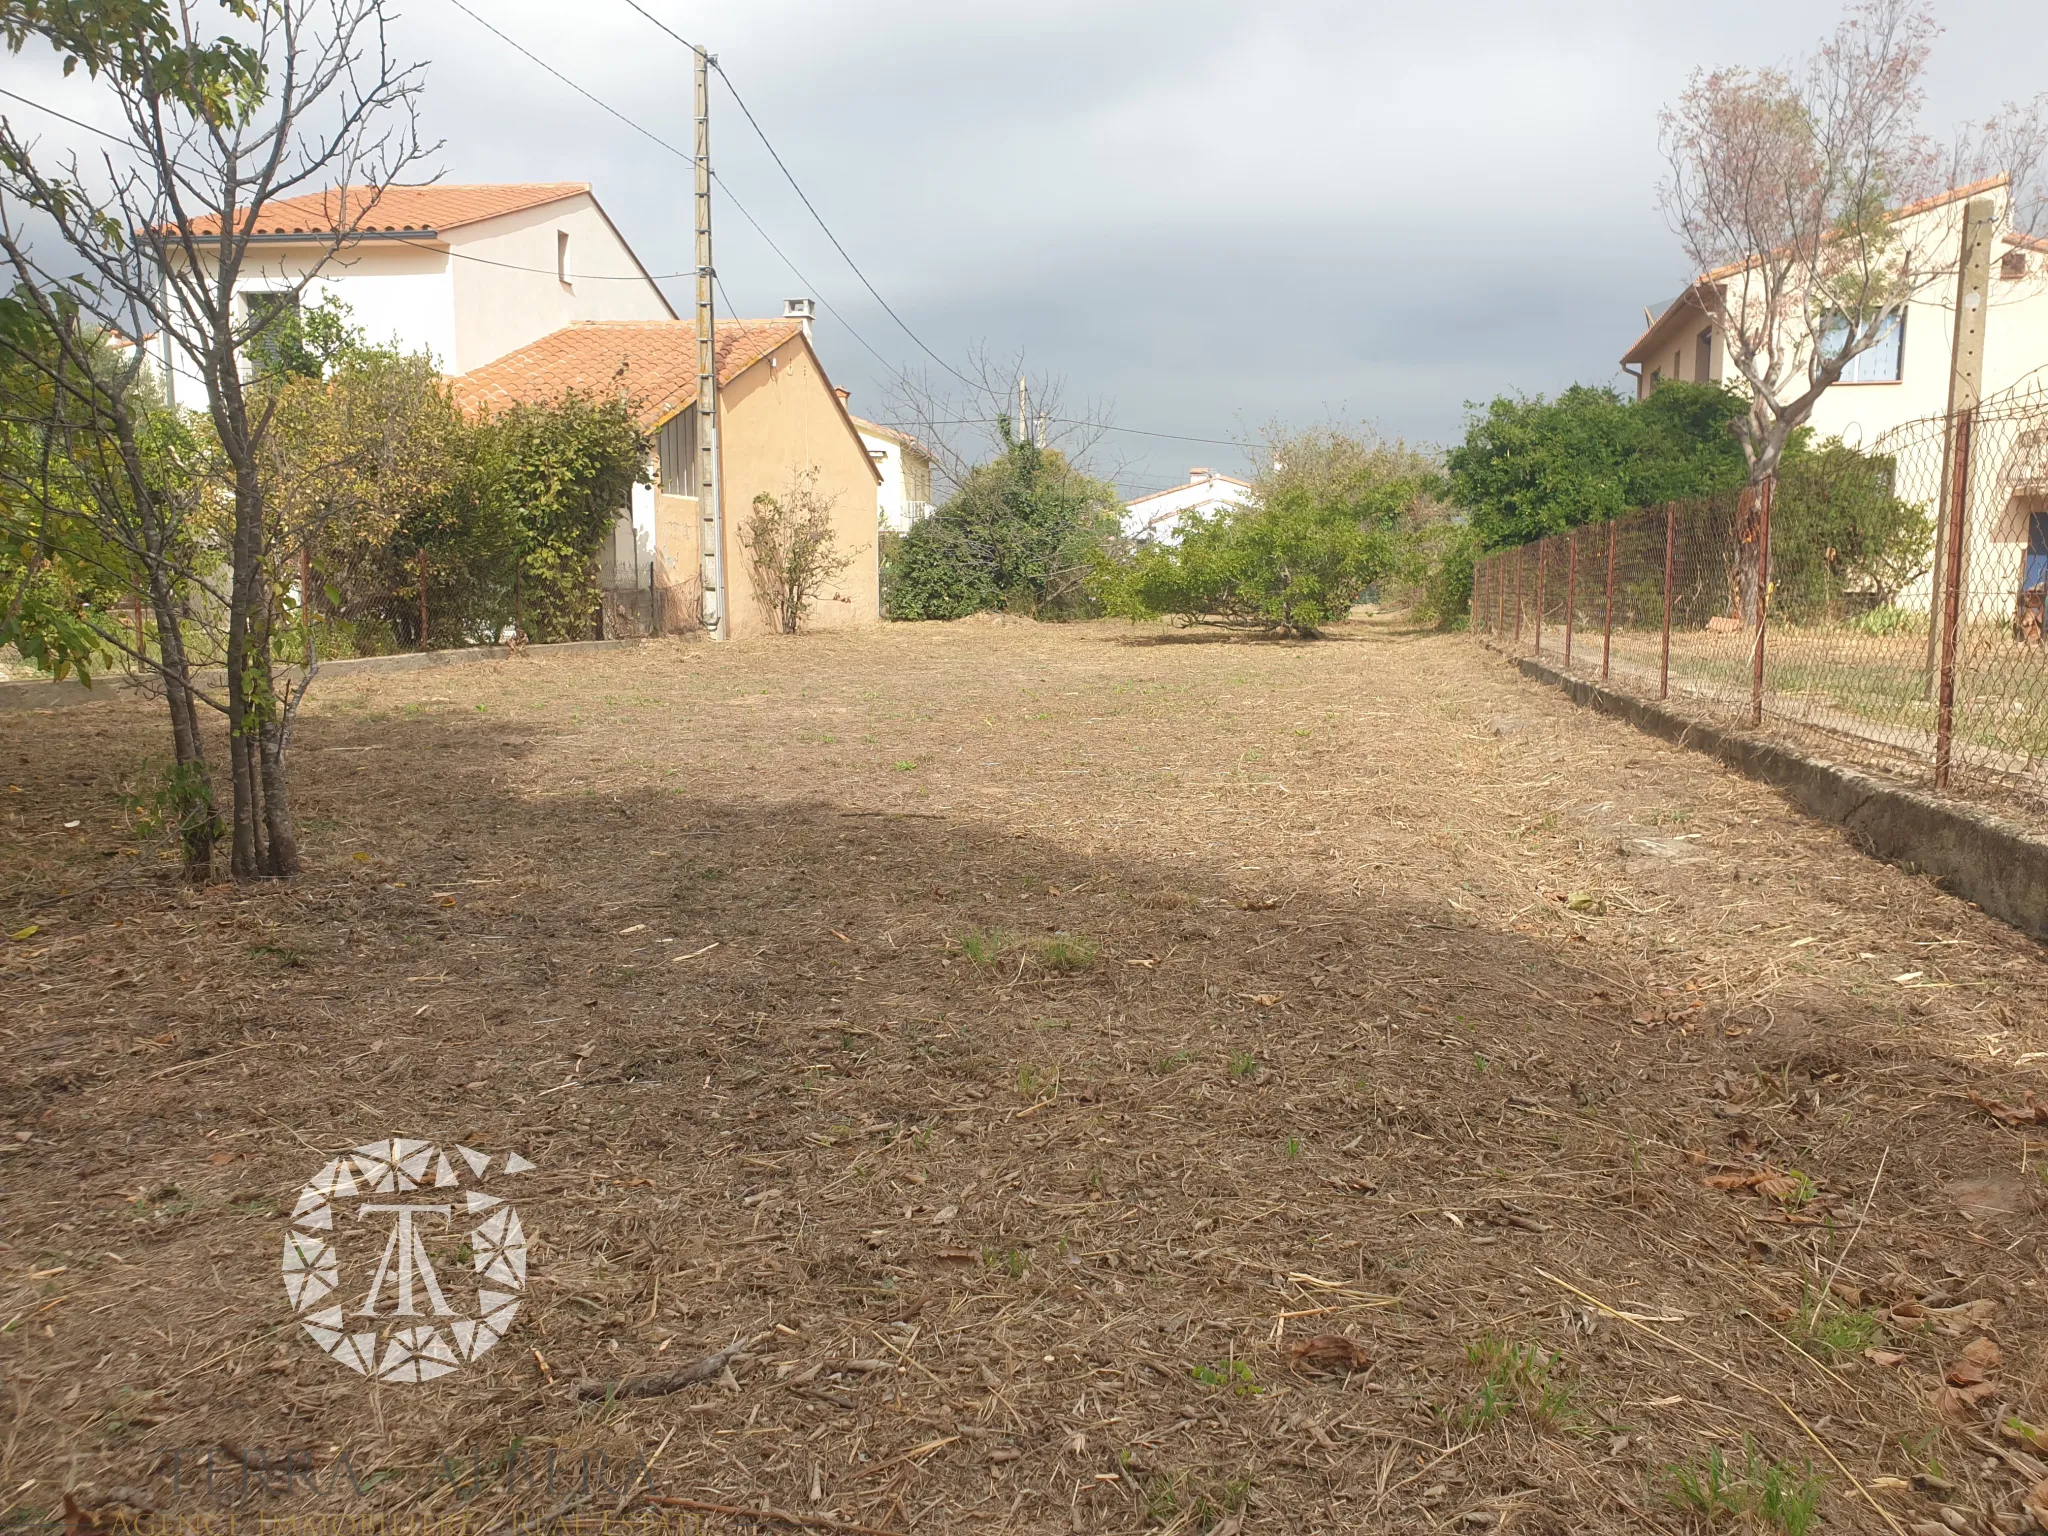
[1621,177,2048,613]
[155,182,676,397]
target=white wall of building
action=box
[1123,469,1254,544]
[153,189,674,402]
[860,430,935,533]
[448,193,673,373]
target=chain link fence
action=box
[1473,386,2048,812]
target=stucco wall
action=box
[447,193,674,372]
[717,336,882,641]
[652,491,704,633]
[158,239,460,405]
[155,191,675,401]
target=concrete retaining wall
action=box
[1499,647,2048,942]
[0,637,648,715]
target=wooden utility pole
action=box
[694,46,727,642]
[1922,195,1995,691]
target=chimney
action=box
[834,387,849,403]
[784,297,815,340]
[1188,467,1211,484]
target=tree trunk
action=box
[1733,424,1791,628]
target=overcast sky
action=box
[6,1,2045,495]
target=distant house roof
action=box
[451,319,799,429]
[175,182,590,238]
[849,415,932,459]
[1125,471,1251,509]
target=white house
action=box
[1122,468,1253,544]
[153,182,675,403]
[1622,176,2048,614]
[1622,178,2048,451]
[844,407,935,532]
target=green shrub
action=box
[1093,492,1393,636]
[885,427,1122,620]
[1853,604,1915,636]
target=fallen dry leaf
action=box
[1863,1348,1907,1367]
[1962,1336,2004,1370]
[1287,1334,1373,1376]
[1969,1089,2048,1126]
[2025,1478,2048,1530]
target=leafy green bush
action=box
[1093,493,1394,636]
[885,428,1122,620]
[1404,520,1477,629]
[1853,604,1915,636]
[1770,438,1931,622]
[1448,381,1747,550]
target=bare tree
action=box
[740,473,855,634]
[1659,0,2046,617]
[0,0,432,877]
[880,343,1123,502]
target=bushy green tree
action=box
[1448,381,1747,549]
[885,424,1122,620]
[1094,427,1439,637]
[1095,492,1395,637]
[1770,438,1931,621]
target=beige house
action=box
[454,311,883,640]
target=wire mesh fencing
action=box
[1472,386,2048,813]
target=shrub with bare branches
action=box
[740,473,855,634]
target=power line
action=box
[879,416,1245,448]
[613,1,975,390]
[443,0,900,375]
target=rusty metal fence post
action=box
[1564,528,1576,668]
[1601,518,1615,680]
[1934,408,1976,788]
[1749,477,1773,729]
[1534,539,1545,655]
[1660,504,1674,701]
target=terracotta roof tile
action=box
[449,320,803,429]
[176,182,589,238]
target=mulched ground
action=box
[6,614,2048,1536]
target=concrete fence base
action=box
[1495,645,2048,942]
[0,636,650,715]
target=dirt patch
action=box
[5,616,2048,1534]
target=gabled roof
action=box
[849,416,933,460]
[1125,472,1252,509]
[177,182,589,238]
[1622,175,2017,366]
[451,320,799,429]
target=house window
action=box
[656,410,698,496]
[1820,311,1905,383]
[1695,328,1713,383]
[557,229,572,288]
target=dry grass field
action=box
[7,614,2048,1536]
